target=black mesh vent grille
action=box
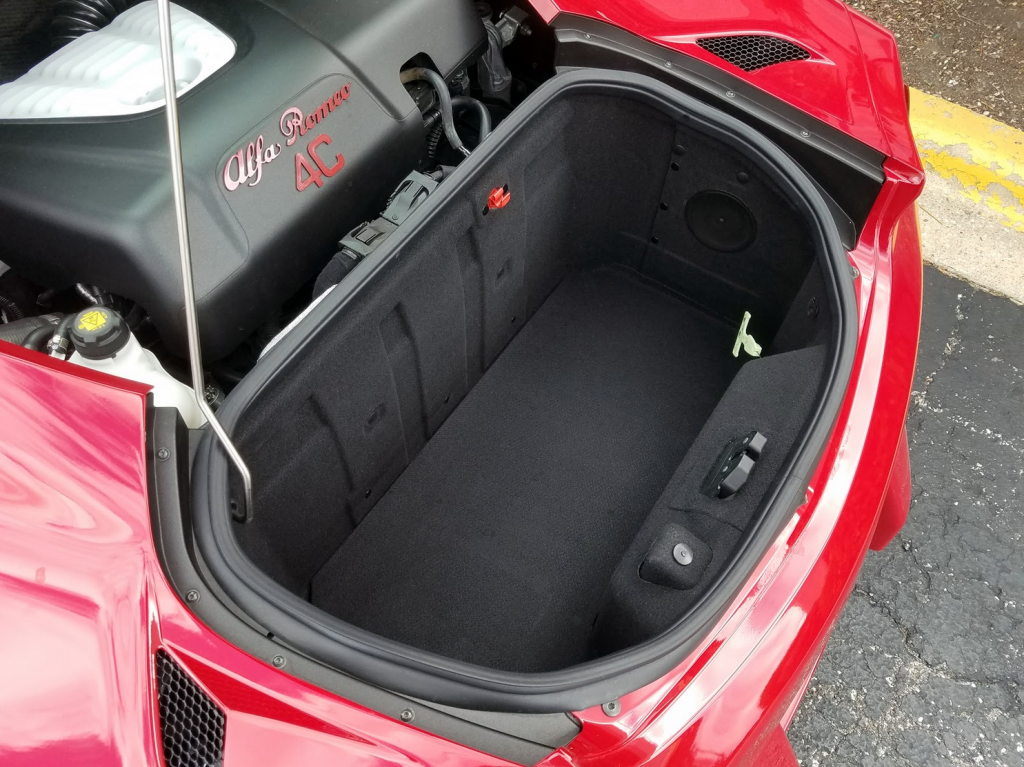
[696,35,811,72]
[156,650,226,767]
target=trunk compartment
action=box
[192,70,853,709]
[312,264,745,672]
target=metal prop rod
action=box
[155,0,254,519]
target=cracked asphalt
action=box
[789,266,1024,766]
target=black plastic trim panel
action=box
[188,69,858,713]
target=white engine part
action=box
[69,332,207,429]
[0,1,235,120]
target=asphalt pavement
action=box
[849,0,1024,130]
[785,1,1024,760]
[788,267,1024,765]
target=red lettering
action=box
[227,83,353,194]
[308,134,344,177]
[295,151,324,192]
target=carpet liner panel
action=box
[311,265,743,672]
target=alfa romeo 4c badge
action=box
[222,82,352,193]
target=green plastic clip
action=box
[732,311,762,358]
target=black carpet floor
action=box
[311,265,742,672]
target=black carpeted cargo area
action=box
[216,81,838,681]
[311,265,743,672]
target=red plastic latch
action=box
[487,186,511,210]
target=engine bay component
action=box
[50,0,131,50]
[266,171,439,356]
[0,0,485,360]
[0,1,236,119]
[0,313,61,346]
[338,172,439,255]
[68,306,130,359]
[67,307,207,427]
[478,10,513,101]
[401,68,474,158]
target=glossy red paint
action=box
[0,2,924,764]
[871,427,912,551]
[528,0,918,170]
[0,342,518,767]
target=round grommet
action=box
[673,543,694,566]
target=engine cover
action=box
[0,3,236,119]
[0,0,484,359]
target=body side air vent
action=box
[156,650,226,767]
[697,35,811,72]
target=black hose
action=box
[45,314,78,358]
[51,0,132,50]
[450,95,492,142]
[0,314,62,346]
[22,326,53,352]
[0,295,24,321]
[75,283,117,308]
[400,68,470,158]
[426,122,444,162]
[422,108,441,134]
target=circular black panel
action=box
[684,191,757,252]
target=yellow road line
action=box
[910,88,1024,233]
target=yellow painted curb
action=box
[910,88,1024,233]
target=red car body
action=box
[0,0,923,765]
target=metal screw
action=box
[602,700,621,717]
[664,61,672,68]
[725,90,736,98]
[800,129,810,138]
[157,447,170,461]
[400,708,415,723]
[272,655,286,668]
[185,589,200,603]
[584,33,591,39]
[851,265,860,279]
[673,543,694,566]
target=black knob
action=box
[69,307,130,360]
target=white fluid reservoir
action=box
[67,307,206,428]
